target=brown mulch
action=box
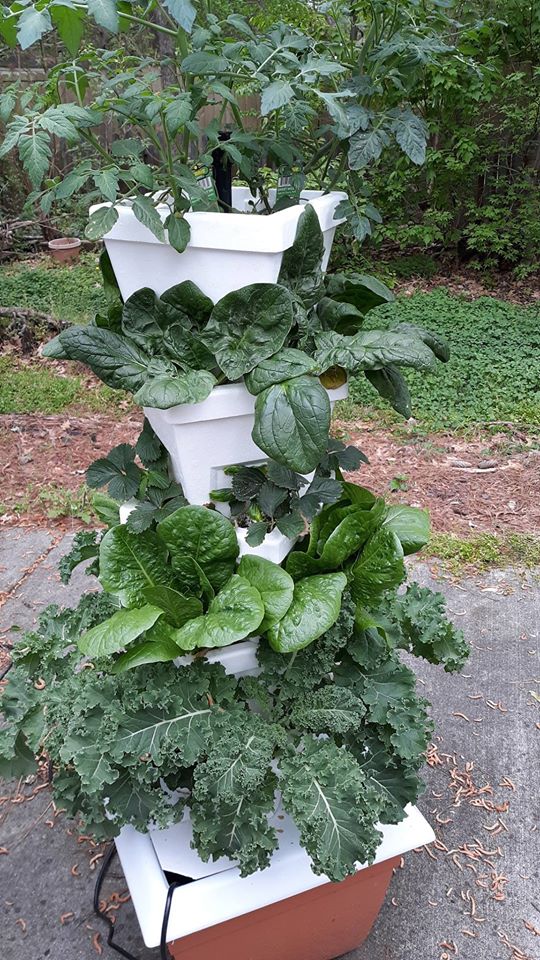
[342,420,540,537]
[2,412,540,536]
[393,266,540,306]
[2,413,142,528]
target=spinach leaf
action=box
[237,555,294,631]
[99,525,176,607]
[278,203,325,307]
[245,348,319,395]
[382,505,430,555]
[79,604,163,657]
[157,505,239,592]
[174,575,265,650]
[267,572,346,653]
[325,273,394,314]
[351,528,406,603]
[201,284,295,380]
[43,326,151,391]
[365,366,412,418]
[160,280,213,330]
[121,287,162,346]
[133,369,216,408]
[315,329,438,374]
[253,375,331,473]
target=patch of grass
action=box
[0,356,131,415]
[0,255,106,324]
[349,290,540,431]
[427,531,540,574]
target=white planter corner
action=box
[92,188,347,302]
[144,379,349,506]
[114,803,435,952]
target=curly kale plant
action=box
[0,480,468,882]
[42,206,448,474]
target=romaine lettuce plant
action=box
[43,205,448,473]
[0,481,468,882]
[0,2,461,247]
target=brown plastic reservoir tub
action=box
[167,857,399,960]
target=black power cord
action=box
[93,843,186,960]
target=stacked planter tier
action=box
[144,379,349,508]
[102,193,436,957]
[93,189,347,302]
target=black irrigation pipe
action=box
[93,843,188,960]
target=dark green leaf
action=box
[157,505,239,592]
[351,529,405,603]
[267,572,346,653]
[201,284,295,380]
[173,575,264,650]
[99,525,175,607]
[253,376,331,473]
[237,555,294,631]
[278,204,325,307]
[245,348,319,395]
[133,370,216,409]
[43,325,150,391]
[365,366,412,418]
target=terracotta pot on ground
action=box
[48,237,81,263]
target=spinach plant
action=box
[0,483,468,881]
[60,502,348,670]
[43,205,448,473]
[0,1,461,247]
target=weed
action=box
[11,482,95,523]
[389,474,409,492]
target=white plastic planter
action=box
[114,803,435,951]
[92,188,347,302]
[144,379,349,506]
[236,526,297,564]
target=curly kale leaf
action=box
[58,530,101,585]
[289,686,366,735]
[393,582,470,672]
[336,654,417,724]
[353,733,423,824]
[191,770,279,876]
[280,736,384,881]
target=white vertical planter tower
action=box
[143,380,349,507]
[95,188,347,303]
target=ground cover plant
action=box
[0,256,106,323]
[348,291,540,431]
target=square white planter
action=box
[144,379,349,506]
[114,803,435,949]
[92,188,347,302]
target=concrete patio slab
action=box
[1,534,539,960]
